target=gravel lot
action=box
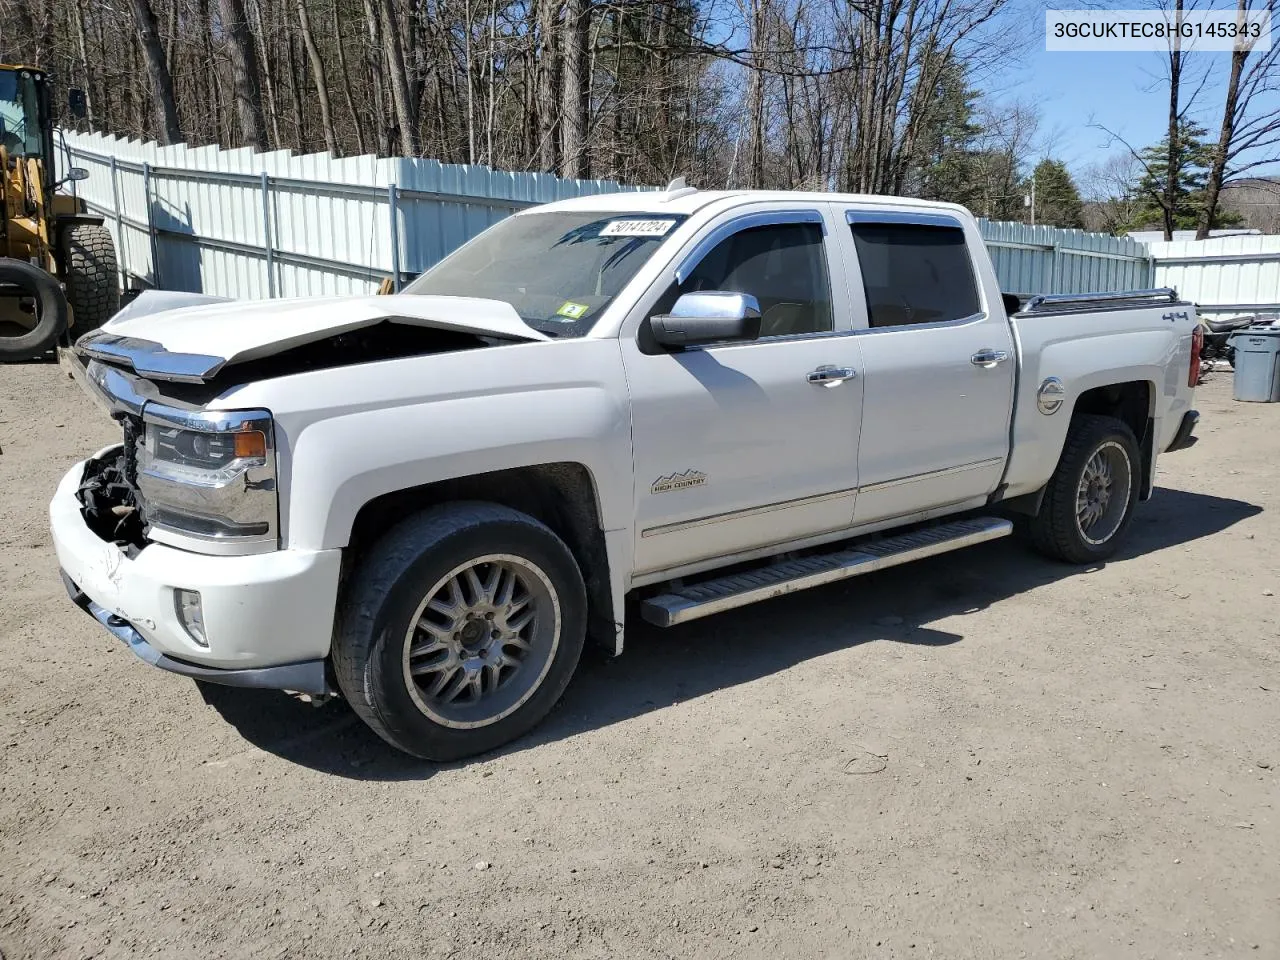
[1,359,1277,960]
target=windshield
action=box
[403,210,688,337]
[0,70,43,158]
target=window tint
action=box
[672,222,833,338]
[849,222,981,328]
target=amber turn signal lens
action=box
[233,430,268,460]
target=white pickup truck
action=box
[50,187,1202,759]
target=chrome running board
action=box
[640,516,1013,627]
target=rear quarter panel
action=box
[1003,305,1197,498]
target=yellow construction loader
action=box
[1,63,118,362]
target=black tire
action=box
[61,223,120,333]
[0,257,69,362]
[332,502,587,761]
[1027,414,1141,564]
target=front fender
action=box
[283,386,633,550]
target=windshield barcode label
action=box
[600,219,677,237]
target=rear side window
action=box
[849,222,981,328]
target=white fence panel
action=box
[63,130,650,299]
[1151,236,1280,320]
[67,130,1276,317]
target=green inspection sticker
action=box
[556,301,589,320]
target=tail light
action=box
[1189,325,1203,387]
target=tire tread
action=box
[63,223,120,333]
[1028,414,1139,564]
[332,502,583,759]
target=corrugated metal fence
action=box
[978,220,1153,297]
[62,130,650,299]
[1151,235,1280,321]
[64,130,1177,303]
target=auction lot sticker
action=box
[600,219,678,237]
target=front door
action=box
[621,208,865,577]
[838,211,1015,525]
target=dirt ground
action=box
[0,359,1277,960]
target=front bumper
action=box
[1166,410,1200,452]
[50,457,342,693]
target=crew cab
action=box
[50,186,1202,759]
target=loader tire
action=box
[62,223,119,334]
[0,257,69,362]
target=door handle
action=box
[807,365,857,387]
[971,349,1010,368]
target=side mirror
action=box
[650,291,762,348]
[68,88,87,120]
[66,166,89,182]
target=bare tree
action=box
[296,0,339,153]
[217,0,270,149]
[1197,0,1280,238]
[127,0,183,143]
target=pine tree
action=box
[1128,121,1243,232]
[1027,159,1084,229]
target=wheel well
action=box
[346,464,616,652]
[1072,380,1155,499]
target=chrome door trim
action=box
[674,209,826,284]
[858,457,1005,494]
[640,485,857,539]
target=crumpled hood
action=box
[86,290,547,377]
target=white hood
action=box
[98,291,547,368]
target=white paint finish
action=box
[107,290,232,322]
[214,338,634,552]
[1001,310,1196,497]
[619,201,865,574]
[830,204,1017,524]
[54,187,1203,670]
[625,335,863,573]
[50,460,341,668]
[103,294,545,363]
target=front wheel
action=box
[332,502,587,761]
[1027,415,1141,564]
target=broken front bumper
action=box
[49,454,342,694]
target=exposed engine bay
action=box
[77,444,147,555]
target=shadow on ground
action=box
[199,486,1261,779]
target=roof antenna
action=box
[661,176,698,201]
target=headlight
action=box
[136,404,278,553]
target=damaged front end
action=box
[67,341,281,557]
[77,444,146,552]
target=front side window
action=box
[0,70,44,158]
[403,211,687,338]
[658,222,834,338]
[850,221,981,328]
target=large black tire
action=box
[333,502,587,761]
[1027,414,1142,564]
[61,222,120,333]
[0,257,69,362]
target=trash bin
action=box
[1232,328,1280,402]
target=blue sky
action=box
[995,32,1280,187]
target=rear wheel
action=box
[1027,415,1141,563]
[61,222,120,334]
[332,502,587,760]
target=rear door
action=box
[838,210,1015,525]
